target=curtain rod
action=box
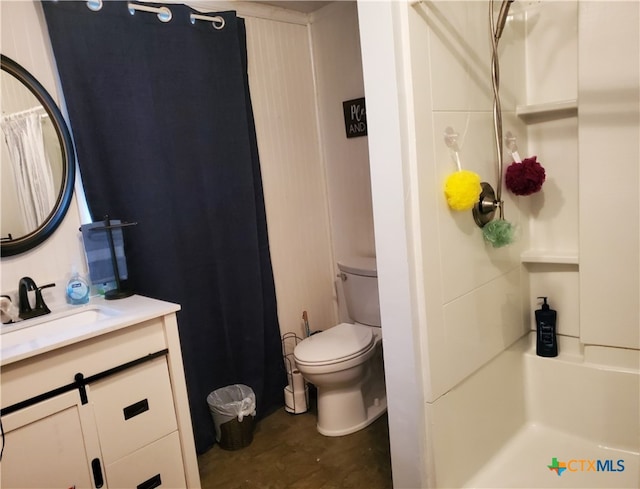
[190,12,225,30]
[1,106,48,122]
[84,1,225,29]
[127,3,173,22]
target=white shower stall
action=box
[359,1,639,487]
[2,1,638,487]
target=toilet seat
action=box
[294,323,374,366]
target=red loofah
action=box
[505,156,546,196]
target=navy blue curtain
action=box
[42,1,286,453]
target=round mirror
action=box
[1,54,75,257]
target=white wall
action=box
[1,0,85,304]
[236,0,377,337]
[310,2,375,264]
[308,1,376,325]
[358,3,430,488]
[242,12,337,339]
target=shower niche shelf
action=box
[516,99,578,123]
[520,249,579,265]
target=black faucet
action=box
[18,277,55,320]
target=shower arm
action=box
[494,1,515,214]
[491,0,504,218]
[473,0,513,227]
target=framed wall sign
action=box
[342,97,367,138]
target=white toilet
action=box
[294,256,386,436]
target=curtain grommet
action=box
[86,0,103,12]
[127,3,172,23]
[190,13,225,30]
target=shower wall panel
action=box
[578,1,640,349]
[520,1,580,341]
[407,0,528,401]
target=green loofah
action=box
[482,219,515,248]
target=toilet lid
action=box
[294,323,374,365]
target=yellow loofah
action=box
[444,170,482,211]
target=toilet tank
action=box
[337,256,381,327]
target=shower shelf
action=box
[520,249,579,265]
[516,99,578,123]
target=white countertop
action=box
[0,295,180,367]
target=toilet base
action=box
[315,344,387,437]
[317,395,387,437]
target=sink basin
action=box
[1,305,121,351]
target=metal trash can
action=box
[207,384,256,450]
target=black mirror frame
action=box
[1,54,75,257]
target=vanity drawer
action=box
[90,356,178,464]
[1,317,167,410]
[105,431,186,489]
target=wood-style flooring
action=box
[198,400,393,489]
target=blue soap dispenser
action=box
[66,266,90,305]
[535,297,557,357]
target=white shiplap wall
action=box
[1,1,85,298]
[243,1,375,335]
[244,15,338,337]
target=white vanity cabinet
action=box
[1,390,96,488]
[90,357,187,488]
[0,296,201,489]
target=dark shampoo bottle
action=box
[535,297,558,357]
